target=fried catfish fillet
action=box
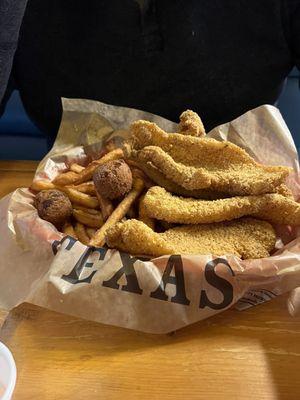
[142,186,300,225]
[106,218,275,259]
[133,158,230,199]
[178,109,206,137]
[130,157,293,200]
[128,120,290,195]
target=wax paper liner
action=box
[0,99,300,334]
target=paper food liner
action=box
[0,99,300,334]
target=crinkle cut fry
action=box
[142,186,300,225]
[129,120,291,195]
[62,222,77,239]
[106,218,276,259]
[74,222,90,245]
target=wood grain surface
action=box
[0,161,300,400]
[0,160,37,199]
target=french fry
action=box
[70,163,85,173]
[73,205,100,215]
[74,222,90,245]
[53,171,79,186]
[89,178,144,247]
[74,148,124,184]
[139,195,155,230]
[30,180,56,192]
[69,181,96,195]
[62,222,77,239]
[59,187,99,208]
[73,209,103,228]
[86,227,97,239]
[96,191,114,221]
[31,182,98,208]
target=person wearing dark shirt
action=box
[1,0,300,144]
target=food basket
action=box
[0,98,299,333]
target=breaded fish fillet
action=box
[131,158,293,200]
[106,218,276,259]
[134,159,230,199]
[178,109,206,137]
[142,186,300,225]
[129,120,290,195]
[275,183,294,199]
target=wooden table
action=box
[0,160,300,400]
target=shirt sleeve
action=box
[0,0,28,107]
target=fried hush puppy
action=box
[34,189,72,228]
[93,159,133,200]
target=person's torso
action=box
[14,0,294,136]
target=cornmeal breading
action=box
[129,120,290,195]
[133,159,229,199]
[130,158,293,200]
[275,183,294,199]
[106,218,276,259]
[178,109,206,137]
[142,186,300,225]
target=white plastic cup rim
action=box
[0,342,17,400]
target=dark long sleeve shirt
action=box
[1,0,300,138]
